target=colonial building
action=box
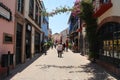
[15,0,43,65]
[41,9,49,43]
[0,0,15,77]
[15,0,25,65]
[93,0,120,76]
[0,0,48,78]
[68,0,84,53]
[24,0,42,58]
[41,16,49,42]
[52,33,62,44]
[60,28,69,44]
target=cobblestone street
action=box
[5,48,117,80]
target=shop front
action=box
[97,22,120,68]
[16,23,23,65]
[34,31,40,54]
[26,24,32,59]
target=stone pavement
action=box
[4,48,117,80]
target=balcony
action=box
[93,0,113,17]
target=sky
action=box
[43,0,75,34]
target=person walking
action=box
[43,42,47,55]
[62,43,66,51]
[66,42,68,52]
[57,43,63,58]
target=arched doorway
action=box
[97,22,120,67]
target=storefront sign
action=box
[27,24,32,31]
[0,2,12,21]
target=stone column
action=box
[31,27,35,58]
[21,23,26,63]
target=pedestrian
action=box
[57,43,63,58]
[66,43,68,52]
[54,43,56,48]
[62,43,66,51]
[41,41,44,53]
[43,42,47,55]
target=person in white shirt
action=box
[57,43,63,58]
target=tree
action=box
[80,1,98,61]
[42,0,98,61]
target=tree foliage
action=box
[42,6,73,17]
[80,1,98,59]
[42,1,98,59]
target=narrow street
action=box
[4,48,117,80]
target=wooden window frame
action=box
[17,0,24,14]
[3,33,13,44]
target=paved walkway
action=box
[5,48,117,80]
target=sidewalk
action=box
[4,48,117,80]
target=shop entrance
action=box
[16,23,23,65]
[26,24,31,59]
[97,22,120,66]
[35,31,40,54]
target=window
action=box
[29,0,34,18]
[17,0,24,14]
[100,0,110,4]
[35,4,38,23]
[0,2,12,21]
[98,22,120,59]
[39,15,41,27]
[3,33,13,44]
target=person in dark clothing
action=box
[43,42,47,55]
[41,42,44,53]
[62,43,66,51]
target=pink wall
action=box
[0,0,16,54]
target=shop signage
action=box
[0,2,12,21]
[27,24,32,31]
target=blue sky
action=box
[43,0,75,34]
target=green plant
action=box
[80,1,98,60]
[41,0,98,60]
[68,42,72,49]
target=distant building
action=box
[0,0,48,78]
[52,33,61,44]
[60,28,69,44]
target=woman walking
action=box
[57,43,63,58]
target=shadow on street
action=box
[4,54,42,80]
[79,63,114,80]
[35,63,118,80]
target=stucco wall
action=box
[0,0,15,54]
[98,0,120,24]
